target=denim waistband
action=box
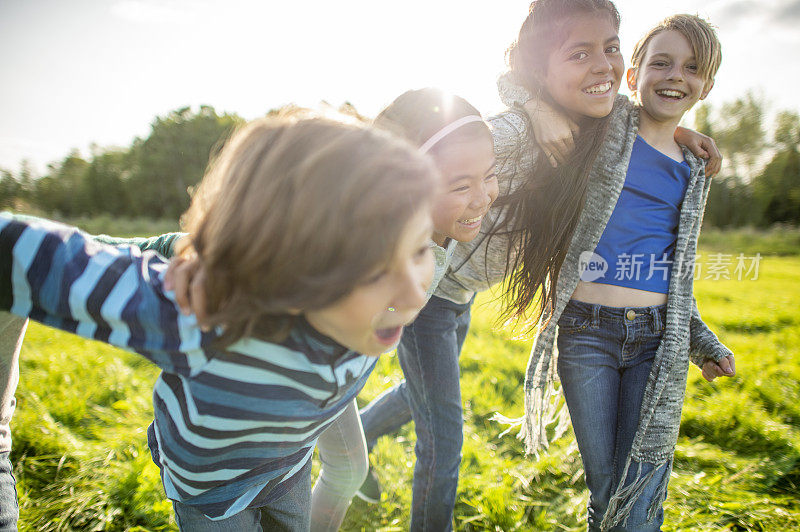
[562,299,667,330]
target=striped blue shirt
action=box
[0,213,377,519]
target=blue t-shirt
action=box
[582,136,690,293]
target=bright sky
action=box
[2,0,799,173]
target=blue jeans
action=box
[360,295,473,532]
[0,452,17,531]
[172,468,312,532]
[557,300,669,532]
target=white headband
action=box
[418,115,485,154]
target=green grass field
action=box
[9,225,800,531]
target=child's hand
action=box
[524,98,580,167]
[164,253,211,329]
[674,127,722,177]
[701,354,735,382]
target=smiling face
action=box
[628,29,714,128]
[542,13,624,123]
[429,133,498,246]
[305,207,434,356]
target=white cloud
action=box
[706,0,800,30]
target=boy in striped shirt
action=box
[0,115,438,530]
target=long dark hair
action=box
[494,0,620,329]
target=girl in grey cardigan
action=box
[439,5,734,531]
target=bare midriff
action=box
[571,281,668,308]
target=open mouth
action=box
[583,81,612,95]
[655,89,686,100]
[374,325,404,346]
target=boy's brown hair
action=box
[631,14,722,84]
[181,113,438,345]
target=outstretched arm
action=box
[92,232,186,258]
[7,213,185,258]
[0,214,213,376]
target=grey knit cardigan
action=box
[436,85,733,529]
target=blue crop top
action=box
[582,136,690,294]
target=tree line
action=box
[1,96,798,227]
[1,105,241,220]
[694,93,800,227]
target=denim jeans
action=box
[311,399,369,532]
[556,299,669,532]
[360,294,473,532]
[0,313,24,532]
[172,468,312,532]
[0,452,17,532]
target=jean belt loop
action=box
[591,304,600,328]
[651,306,663,333]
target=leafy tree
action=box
[17,160,34,204]
[775,110,800,149]
[0,169,20,209]
[705,175,761,227]
[80,149,131,215]
[32,151,89,216]
[694,103,713,138]
[1,160,36,209]
[713,91,766,179]
[126,106,241,218]
[747,110,800,226]
[754,147,800,226]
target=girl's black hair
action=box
[494,0,620,329]
[373,88,491,153]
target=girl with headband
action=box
[310,88,498,531]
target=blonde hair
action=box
[182,113,437,345]
[631,14,722,84]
